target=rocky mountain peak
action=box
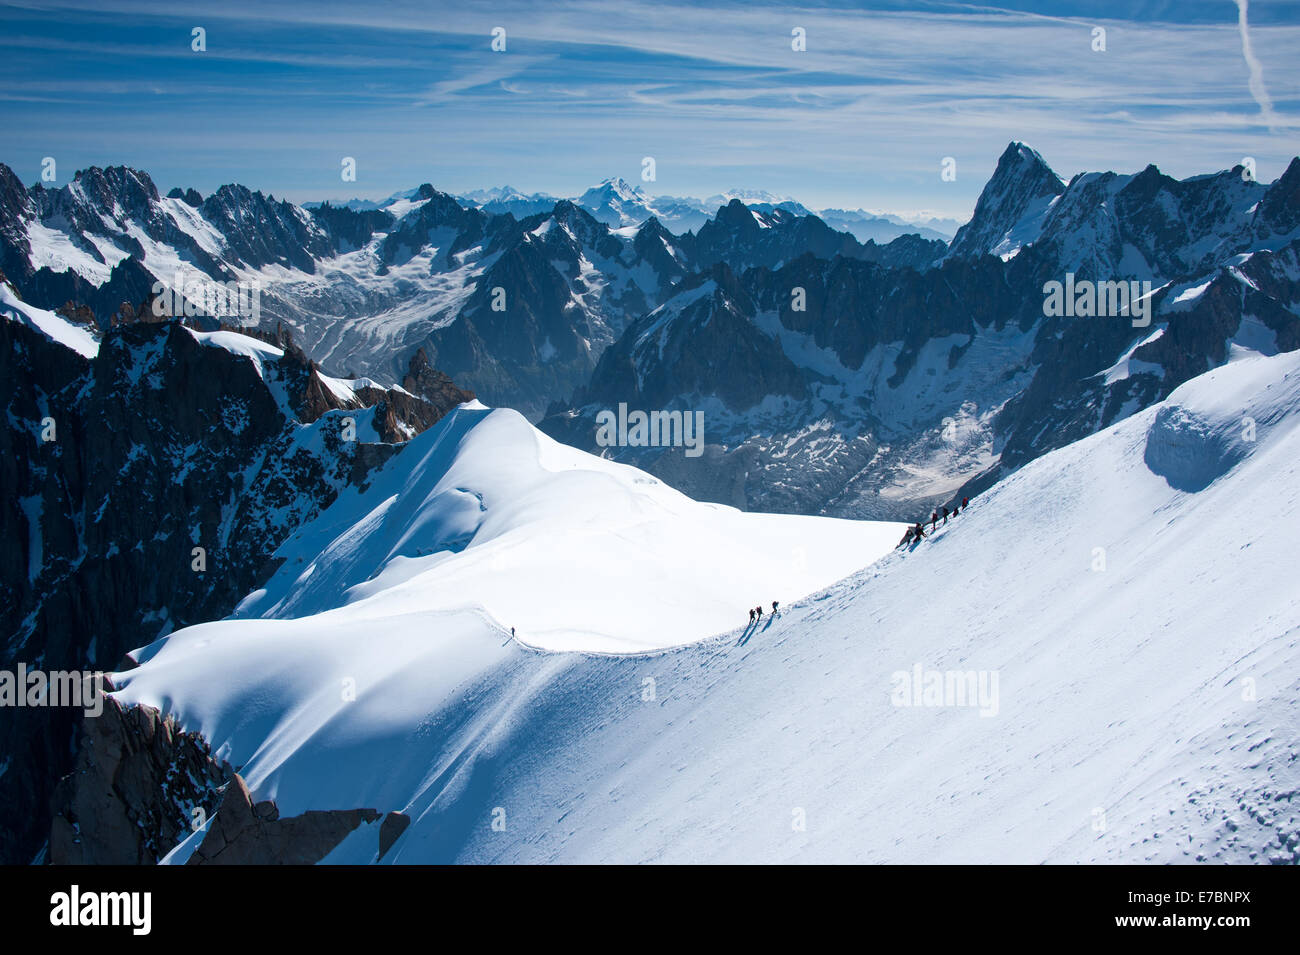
[946,141,1066,259]
[72,164,161,211]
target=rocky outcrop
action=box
[308,201,395,253]
[49,688,416,865]
[378,811,411,861]
[188,775,380,866]
[166,186,203,208]
[199,183,333,273]
[49,683,230,865]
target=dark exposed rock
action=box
[49,682,230,865]
[188,774,382,866]
[309,201,396,253]
[50,690,407,865]
[378,811,411,861]
[380,185,486,266]
[165,186,203,208]
[542,153,1299,518]
[199,183,332,273]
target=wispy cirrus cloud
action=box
[0,0,1295,217]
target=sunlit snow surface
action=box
[114,354,1300,863]
[0,283,99,358]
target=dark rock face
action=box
[0,297,470,865]
[49,688,413,865]
[944,145,1297,286]
[0,163,32,269]
[858,232,948,271]
[684,200,943,273]
[543,248,1033,515]
[30,167,229,281]
[188,775,380,865]
[49,685,230,865]
[689,200,858,270]
[576,263,806,413]
[200,184,333,273]
[378,811,412,861]
[1249,157,1300,242]
[166,186,203,208]
[309,201,396,253]
[993,246,1299,480]
[421,228,601,420]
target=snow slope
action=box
[1,283,99,358]
[113,352,1300,864]
[227,401,896,653]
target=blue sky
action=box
[1,0,1297,219]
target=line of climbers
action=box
[748,601,778,625]
[899,496,969,547]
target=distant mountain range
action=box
[0,161,946,428]
[2,141,1297,522]
[307,179,959,242]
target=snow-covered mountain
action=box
[0,162,933,422]
[543,147,1300,518]
[11,143,1300,867]
[945,141,1299,280]
[574,177,656,229]
[4,144,1296,519]
[457,186,560,220]
[944,142,1066,260]
[88,345,1300,864]
[455,180,951,241]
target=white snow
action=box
[227,403,897,653]
[113,349,1300,864]
[25,219,119,283]
[1097,327,1166,386]
[383,196,431,220]
[0,283,99,358]
[315,371,360,404]
[1169,278,1214,307]
[185,329,284,377]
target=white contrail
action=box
[1234,0,1280,130]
